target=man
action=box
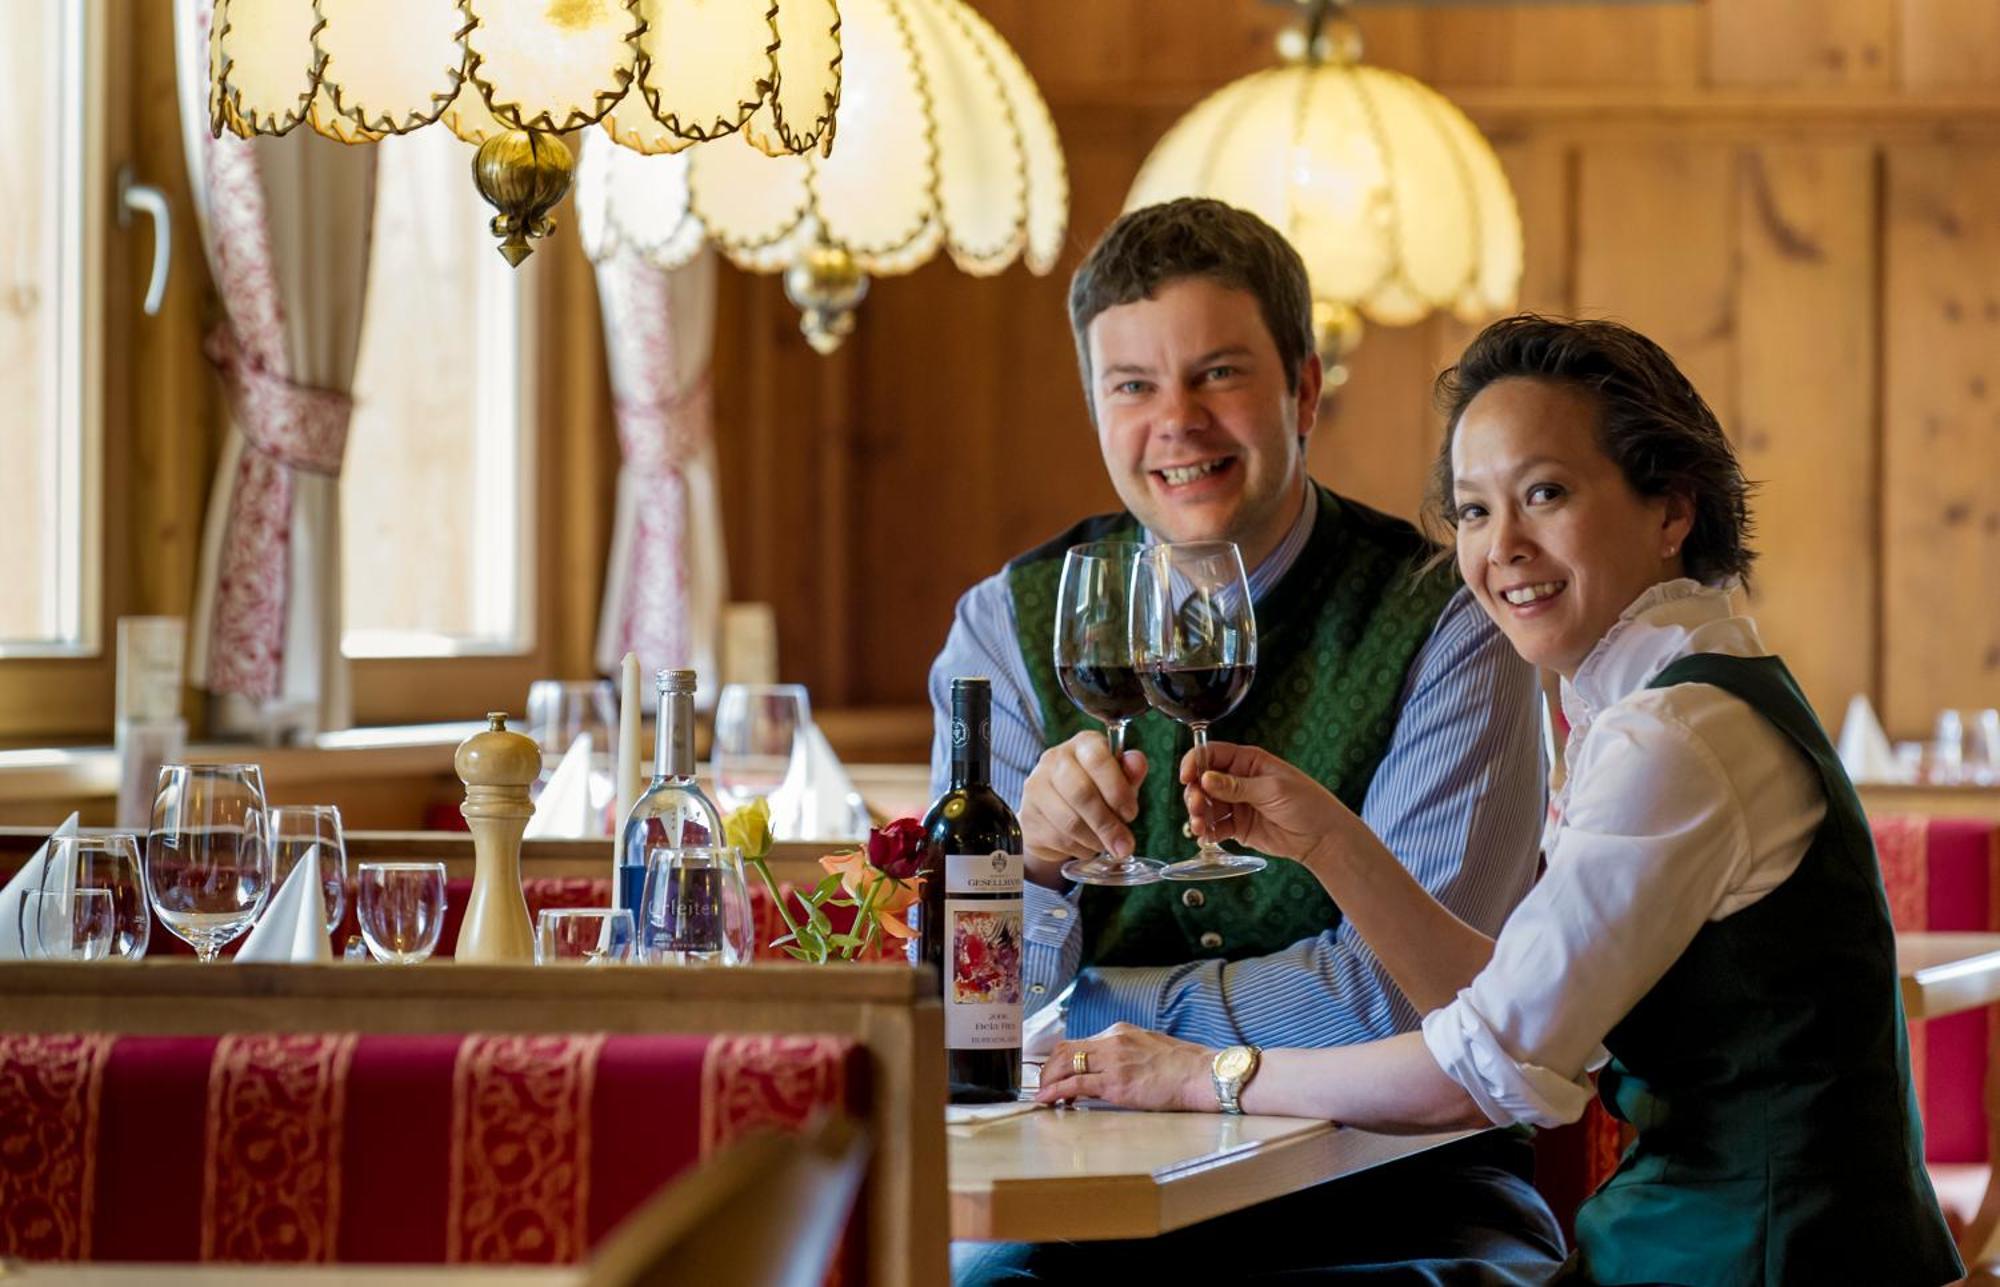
[929,199,1561,1279]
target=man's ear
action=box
[1294,351,1325,444]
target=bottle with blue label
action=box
[617,669,722,936]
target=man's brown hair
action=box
[1068,198,1315,401]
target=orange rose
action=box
[819,849,923,941]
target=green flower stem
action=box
[847,877,882,961]
[745,854,805,947]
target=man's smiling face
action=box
[1086,275,1319,566]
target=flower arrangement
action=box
[728,801,924,964]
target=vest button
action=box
[1181,888,1206,909]
[1199,931,1223,950]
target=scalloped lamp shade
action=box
[1126,25,1521,382]
[206,0,842,263]
[575,0,1068,354]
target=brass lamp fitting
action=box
[473,129,575,267]
[784,242,872,355]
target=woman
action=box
[1037,316,1961,1286]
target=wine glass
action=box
[525,678,618,829]
[1130,540,1262,881]
[23,888,116,961]
[713,684,812,834]
[1054,541,1164,886]
[43,835,149,959]
[536,908,636,965]
[145,764,274,961]
[269,805,348,933]
[356,862,447,964]
[639,846,754,966]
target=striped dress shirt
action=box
[926,491,1547,1049]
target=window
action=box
[341,128,536,660]
[0,1,100,658]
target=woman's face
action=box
[1450,378,1693,679]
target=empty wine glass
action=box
[1054,541,1163,886]
[536,908,636,965]
[43,835,149,959]
[713,684,812,835]
[146,764,274,961]
[23,888,116,961]
[1130,541,1262,881]
[269,805,348,933]
[639,846,754,966]
[356,862,447,964]
[525,678,618,829]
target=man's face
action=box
[1085,277,1319,565]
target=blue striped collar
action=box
[1139,481,1316,604]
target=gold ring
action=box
[1072,1050,1089,1075]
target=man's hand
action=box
[1018,731,1148,889]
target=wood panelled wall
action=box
[712,0,2000,740]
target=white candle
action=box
[614,652,642,871]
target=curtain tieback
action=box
[205,325,354,477]
[613,374,713,477]
[200,324,356,702]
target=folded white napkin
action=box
[0,814,80,961]
[526,732,596,838]
[236,844,333,964]
[945,1100,1043,1127]
[771,722,869,841]
[1838,693,1907,784]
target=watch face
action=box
[1214,1046,1253,1081]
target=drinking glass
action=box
[536,908,636,965]
[713,684,812,832]
[1130,541,1262,881]
[23,888,116,961]
[145,763,274,961]
[43,835,149,959]
[639,846,754,966]
[268,805,348,933]
[355,862,447,964]
[525,678,618,830]
[1054,541,1163,886]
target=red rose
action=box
[867,817,926,881]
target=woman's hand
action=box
[1180,741,1361,863]
[1035,1023,1216,1111]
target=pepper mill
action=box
[455,712,539,963]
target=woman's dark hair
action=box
[1068,198,1315,400]
[1427,314,1757,588]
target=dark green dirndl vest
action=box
[1005,484,1457,969]
[1574,653,1960,1286]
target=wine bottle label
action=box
[944,850,1023,894]
[944,897,1023,1049]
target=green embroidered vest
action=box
[1575,653,1959,1286]
[1006,484,1457,968]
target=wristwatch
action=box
[1211,1044,1261,1114]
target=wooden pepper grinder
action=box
[455,712,539,964]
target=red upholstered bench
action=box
[0,1030,867,1272]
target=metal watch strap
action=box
[1214,1044,1260,1114]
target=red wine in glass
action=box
[1130,541,1263,881]
[1137,662,1253,726]
[1053,542,1165,887]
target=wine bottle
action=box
[918,677,1025,1104]
[617,669,723,923]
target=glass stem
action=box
[1190,723,1219,860]
[1102,719,1131,869]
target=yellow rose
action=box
[724,798,774,860]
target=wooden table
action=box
[948,1104,1470,1243]
[1898,932,2000,1274]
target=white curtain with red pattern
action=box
[173,0,375,737]
[592,246,727,700]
